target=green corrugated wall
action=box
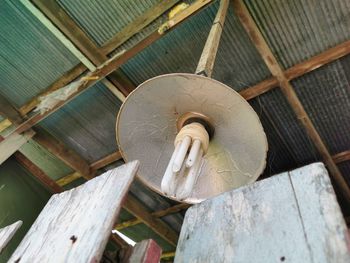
[0,158,51,262]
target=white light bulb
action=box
[172,136,191,172]
[186,139,201,168]
[176,148,203,200]
[161,142,181,195]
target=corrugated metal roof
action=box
[244,0,350,69]
[251,88,321,166]
[0,0,79,108]
[120,2,271,90]
[19,140,74,181]
[58,0,163,46]
[292,57,350,155]
[38,82,123,163]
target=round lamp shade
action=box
[116,73,267,203]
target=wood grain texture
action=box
[128,239,162,263]
[0,221,22,254]
[100,0,180,54]
[195,0,229,77]
[0,130,34,165]
[290,163,350,263]
[175,162,350,263]
[9,161,139,263]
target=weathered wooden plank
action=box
[128,239,162,263]
[175,171,312,262]
[9,161,139,263]
[195,0,229,77]
[0,221,22,254]
[100,0,180,55]
[290,163,350,262]
[175,163,350,262]
[0,130,35,165]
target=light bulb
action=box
[161,122,209,199]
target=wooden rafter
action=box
[233,0,350,202]
[32,0,135,96]
[100,0,181,55]
[115,203,190,230]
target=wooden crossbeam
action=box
[33,129,94,180]
[32,0,135,96]
[115,203,190,230]
[233,0,350,202]
[56,151,122,187]
[123,196,179,246]
[100,0,181,55]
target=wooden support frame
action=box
[195,0,229,77]
[32,0,135,97]
[233,0,350,202]
[115,203,190,230]
[100,0,181,55]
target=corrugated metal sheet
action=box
[120,2,271,90]
[292,57,350,155]
[244,0,350,69]
[38,82,123,163]
[0,0,79,108]
[19,140,74,181]
[250,88,321,166]
[58,0,163,46]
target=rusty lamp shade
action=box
[116,73,267,203]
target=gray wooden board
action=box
[9,161,139,263]
[290,163,350,263]
[0,221,22,254]
[174,162,350,263]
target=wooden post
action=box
[232,0,350,203]
[195,0,229,77]
[175,163,350,262]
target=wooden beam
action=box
[33,129,94,180]
[56,171,81,187]
[100,0,180,55]
[195,0,229,77]
[160,251,176,259]
[14,151,63,193]
[0,95,22,125]
[233,0,350,203]
[56,151,123,187]
[123,195,179,246]
[333,151,350,164]
[33,0,135,96]
[115,203,190,230]
[90,151,122,170]
[239,40,350,100]
[19,64,86,116]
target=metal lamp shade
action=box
[116,73,268,203]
